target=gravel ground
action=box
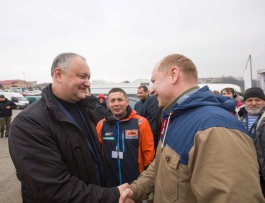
[0,138,21,203]
[0,110,22,203]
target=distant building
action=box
[28,81,38,86]
[0,80,31,90]
[91,79,152,97]
[257,69,265,92]
[90,79,242,97]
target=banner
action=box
[258,70,265,93]
[244,55,252,91]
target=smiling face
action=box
[150,66,173,108]
[150,54,198,108]
[137,87,149,101]
[53,56,91,103]
[108,91,129,120]
[245,97,265,115]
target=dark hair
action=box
[108,88,128,98]
[244,87,265,101]
[221,87,237,98]
[138,85,148,92]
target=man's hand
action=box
[117,183,129,193]
[119,187,134,203]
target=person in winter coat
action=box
[220,87,244,116]
[85,88,107,125]
[96,88,155,187]
[134,86,160,150]
[0,94,16,138]
[238,87,265,138]
[134,85,149,114]
[8,53,129,203]
[98,94,108,112]
[119,53,265,203]
[238,87,265,197]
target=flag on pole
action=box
[244,55,252,90]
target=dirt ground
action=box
[0,110,22,203]
[0,138,21,203]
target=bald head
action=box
[151,53,198,108]
[156,54,198,83]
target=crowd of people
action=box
[6,52,265,202]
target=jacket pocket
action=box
[156,145,180,202]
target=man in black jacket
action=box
[0,94,16,138]
[8,53,130,203]
[134,86,160,150]
[85,88,107,125]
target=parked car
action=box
[25,95,42,104]
[0,92,29,109]
[128,97,139,109]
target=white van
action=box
[0,92,29,109]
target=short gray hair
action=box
[51,53,86,76]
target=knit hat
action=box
[244,87,265,101]
[0,94,5,98]
[98,94,106,100]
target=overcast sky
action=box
[0,0,264,84]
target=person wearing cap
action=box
[98,94,108,112]
[0,94,16,138]
[238,87,265,197]
[238,87,265,138]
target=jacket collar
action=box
[105,105,136,123]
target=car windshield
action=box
[128,97,139,109]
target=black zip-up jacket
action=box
[0,98,16,117]
[97,106,155,187]
[8,85,120,203]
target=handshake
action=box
[118,183,134,203]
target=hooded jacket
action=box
[96,106,155,187]
[8,85,120,203]
[130,86,264,203]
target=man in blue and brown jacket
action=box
[120,53,265,203]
